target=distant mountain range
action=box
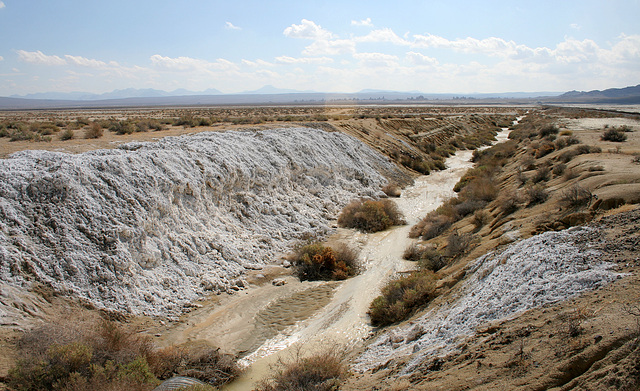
[547,84,640,104]
[1,84,639,110]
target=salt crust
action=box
[0,127,404,317]
[354,226,621,373]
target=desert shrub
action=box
[403,245,447,272]
[338,198,405,233]
[9,129,38,141]
[410,212,452,239]
[525,184,549,206]
[445,231,474,258]
[560,184,593,209]
[256,348,345,391]
[7,318,240,391]
[368,271,436,326]
[602,128,627,142]
[531,165,551,183]
[290,241,359,281]
[382,183,401,197]
[84,122,104,139]
[109,120,135,135]
[472,209,489,229]
[59,129,75,141]
[533,141,555,158]
[552,163,567,176]
[418,248,447,272]
[539,124,559,138]
[497,191,521,216]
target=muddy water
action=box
[169,126,517,390]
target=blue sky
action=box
[1,0,639,96]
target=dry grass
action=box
[289,241,360,281]
[368,271,437,326]
[256,347,346,391]
[7,318,240,391]
[338,198,405,233]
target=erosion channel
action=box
[152,126,516,390]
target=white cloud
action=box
[225,22,241,30]
[412,34,522,57]
[570,23,581,30]
[303,39,356,56]
[0,56,3,61]
[275,56,333,64]
[351,18,373,27]
[242,59,275,67]
[284,19,333,40]
[405,52,439,67]
[150,54,239,73]
[0,2,5,9]
[64,55,111,68]
[17,50,66,65]
[356,28,409,45]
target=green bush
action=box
[368,271,436,326]
[290,242,359,281]
[338,198,405,233]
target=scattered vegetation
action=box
[338,198,405,233]
[289,241,360,281]
[7,318,241,391]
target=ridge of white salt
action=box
[0,127,406,317]
[354,226,622,373]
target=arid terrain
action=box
[0,104,639,390]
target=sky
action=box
[1,0,639,96]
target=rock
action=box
[272,278,287,286]
[499,230,521,245]
[282,260,292,268]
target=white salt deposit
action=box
[0,127,405,317]
[354,226,622,373]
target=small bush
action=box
[552,163,567,176]
[59,129,75,141]
[368,271,436,326]
[290,242,359,281]
[472,209,489,229]
[602,128,627,142]
[256,348,345,391]
[560,184,593,209]
[84,122,104,139]
[418,248,447,272]
[525,184,549,206]
[338,198,405,233]
[539,124,559,138]
[445,231,474,258]
[410,212,452,239]
[531,165,551,183]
